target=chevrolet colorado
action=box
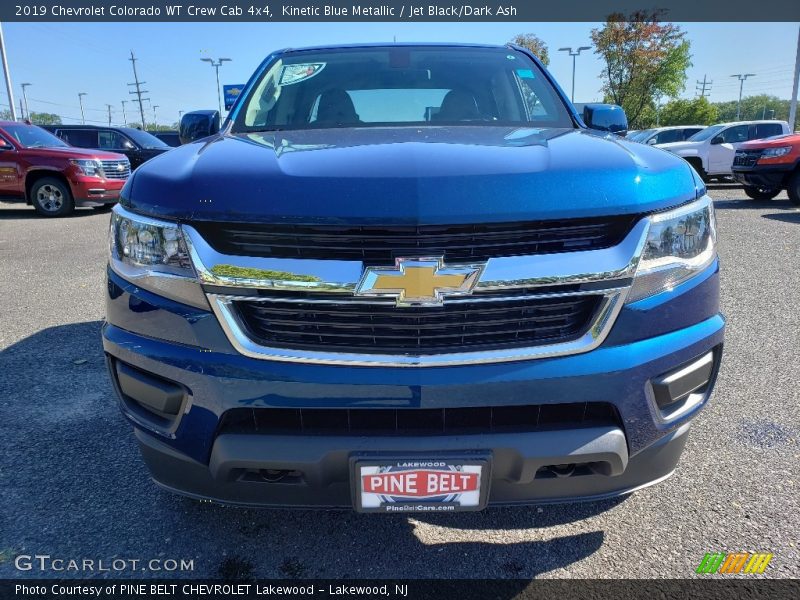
[102,44,724,511]
[732,132,800,204]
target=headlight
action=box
[759,146,792,159]
[71,159,105,177]
[109,207,208,309]
[627,196,716,303]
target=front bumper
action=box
[732,163,794,189]
[102,258,724,508]
[69,176,125,207]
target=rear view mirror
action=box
[179,110,220,144]
[583,104,628,137]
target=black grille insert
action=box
[233,294,602,354]
[733,151,761,168]
[193,217,638,263]
[218,402,621,437]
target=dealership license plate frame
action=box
[351,455,491,513]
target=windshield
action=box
[2,124,69,148]
[232,46,573,132]
[631,129,655,142]
[688,124,725,142]
[122,128,170,149]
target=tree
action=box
[711,95,789,122]
[29,112,62,126]
[659,97,718,126]
[510,33,549,66]
[591,11,691,129]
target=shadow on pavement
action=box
[712,198,794,210]
[0,205,101,220]
[1,321,611,582]
[762,211,800,224]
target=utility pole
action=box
[730,73,755,120]
[557,46,591,102]
[0,23,17,121]
[120,100,127,125]
[201,57,232,115]
[20,82,31,118]
[105,104,113,126]
[127,51,149,129]
[789,25,800,132]
[695,75,712,98]
[78,92,87,124]
[152,104,159,127]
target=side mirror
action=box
[646,138,657,145]
[583,103,628,137]
[179,110,220,144]
[710,136,724,145]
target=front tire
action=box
[743,186,781,201]
[685,158,708,182]
[31,177,74,217]
[787,170,800,206]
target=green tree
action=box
[29,112,62,126]
[711,95,789,122]
[659,97,718,126]
[510,33,549,66]
[591,10,692,129]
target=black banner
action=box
[3,0,800,22]
[4,579,800,600]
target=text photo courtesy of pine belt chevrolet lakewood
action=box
[0,121,130,217]
[103,43,724,512]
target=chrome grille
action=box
[233,294,602,355]
[101,159,131,180]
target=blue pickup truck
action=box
[102,43,723,512]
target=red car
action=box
[732,132,800,205]
[0,121,130,217]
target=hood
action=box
[25,146,128,161]
[739,132,800,150]
[656,141,702,154]
[125,126,699,225]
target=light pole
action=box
[731,74,756,120]
[78,92,87,124]
[20,82,31,119]
[201,57,231,116]
[152,104,159,127]
[0,23,17,121]
[120,100,127,125]
[558,46,591,102]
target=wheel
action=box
[743,186,781,201]
[31,177,74,217]
[685,158,708,182]
[92,203,114,212]
[787,170,800,206]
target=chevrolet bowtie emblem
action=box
[355,257,485,306]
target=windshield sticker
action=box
[279,63,326,86]
[516,69,535,79]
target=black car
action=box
[153,131,181,147]
[43,125,171,169]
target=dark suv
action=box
[44,125,170,169]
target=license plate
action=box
[352,457,489,513]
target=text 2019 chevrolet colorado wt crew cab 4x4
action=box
[102,44,724,512]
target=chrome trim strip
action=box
[182,217,650,294]
[207,289,628,367]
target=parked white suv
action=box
[657,120,790,181]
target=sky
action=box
[2,21,798,127]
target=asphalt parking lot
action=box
[0,185,798,580]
